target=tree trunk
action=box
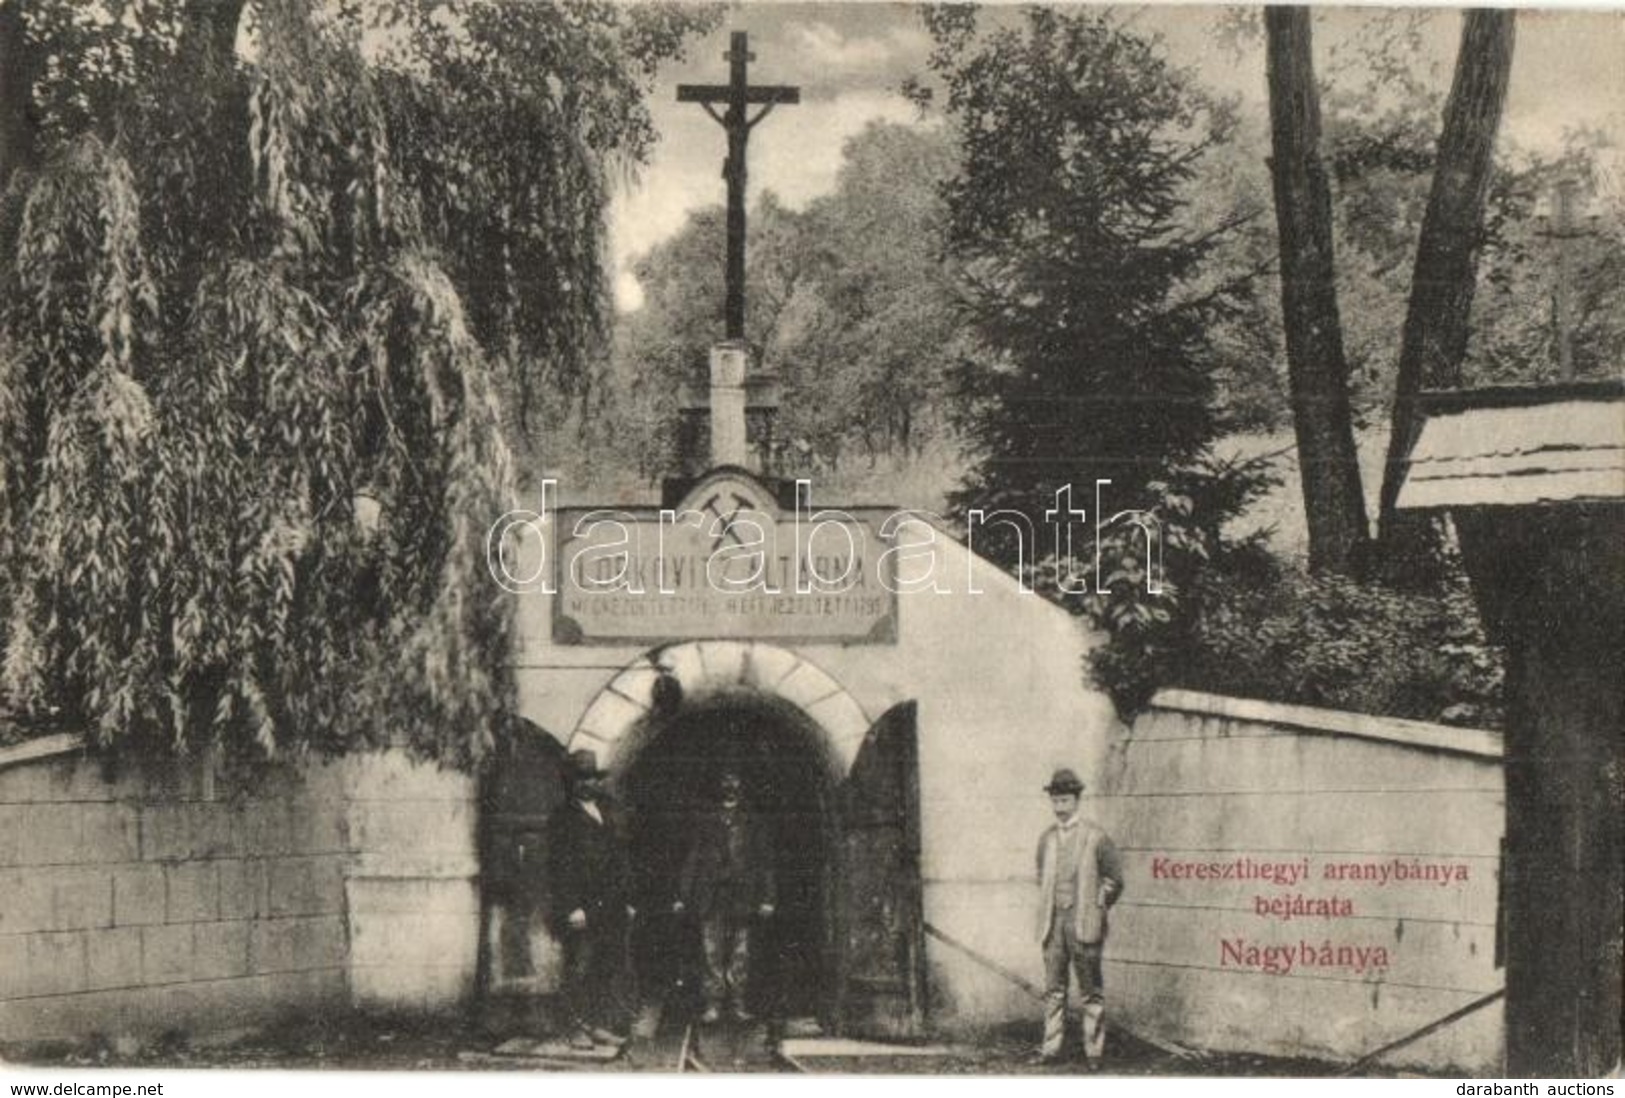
[1265,7,1371,575]
[1377,10,1516,540]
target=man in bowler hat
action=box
[673,770,776,1024]
[548,749,635,1050]
[1034,767,1124,1068]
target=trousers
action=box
[700,911,752,1015]
[560,915,628,1033]
[1042,913,1105,1060]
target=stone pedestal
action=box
[709,342,749,468]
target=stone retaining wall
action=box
[1102,690,1505,1074]
[0,737,477,1046]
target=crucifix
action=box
[1535,176,1599,380]
[678,31,800,341]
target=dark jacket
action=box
[547,797,633,933]
[678,808,777,918]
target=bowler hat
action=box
[1044,768,1084,795]
[567,749,610,781]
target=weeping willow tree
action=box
[0,0,716,766]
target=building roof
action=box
[1396,380,1625,510]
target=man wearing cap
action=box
[673,770,777,1024]
[1034,767,1124,1068]
[548,749,636,1050]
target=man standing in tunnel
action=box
[674,770,777,1024]
[549,749,636,1051]
[1035,767,1124,1069]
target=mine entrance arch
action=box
[568,641,926,1038]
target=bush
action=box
[1177,559,1504,728]
[1063,461,1506,730]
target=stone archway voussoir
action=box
[568,642,873,780]
[806,691,870,768]
[695,641,750,688]
[740,643,799,692]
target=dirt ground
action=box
[2,1008,1426,1077]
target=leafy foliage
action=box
[1067,459,1505,729]
[0,0,717,765]
[1178,550,1505,729]
[914,7,1254,569]
[591,120,962,482]
[1466,140,1625,385]
[1192,11,1623,429]
[1048,457,1280,716]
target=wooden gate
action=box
[832,701,926,1038]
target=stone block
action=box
[61,757,126,803]
[197,804,240,858]
[806,691,870,766]
[20,803,82,866]
[264,857,313,917]
[146,803,237,860]
[51,867,112,931]
[741,642,800,691]
[1112,731,1501,798]
[0,868,55,934]
[348,910,478,978]
[411,960,475,1009]
[112,864,166,926]
[346,875,479,916]
[217,859,267,920]
[294,758,347,803]
[775,658,844,711]
[239,800,292,857]
[79,804,141,864]
[26,931,87,997]
[350,957,474,1012]
[655,643,706,696]
[602,666,661,710]
[263,966,346,1015]
[251,915,344,975]
[242,761,304,803]
[341,751,471,804]
[265,856,342,917]
[193,919,251,981]
[140,804,191,861]
[575,689,647,749]
[696,641,749,688]
[1112,899,1498,994]
[141,923,194,984]
[0,934,30,997]
[85,925,144,991]
[286,799,346,855]
[0,805,24,866]
[165,861,218,922]
[126,756,200,802]
[349,800,475,859]
[0,757,70,804]
[0,986,140,1045]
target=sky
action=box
[608,2,1625,311]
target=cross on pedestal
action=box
[1535,176,1600,380]
[678,31,800,341]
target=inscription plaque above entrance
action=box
[554,470,898,645]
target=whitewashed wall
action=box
[509,513,1122,1031]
